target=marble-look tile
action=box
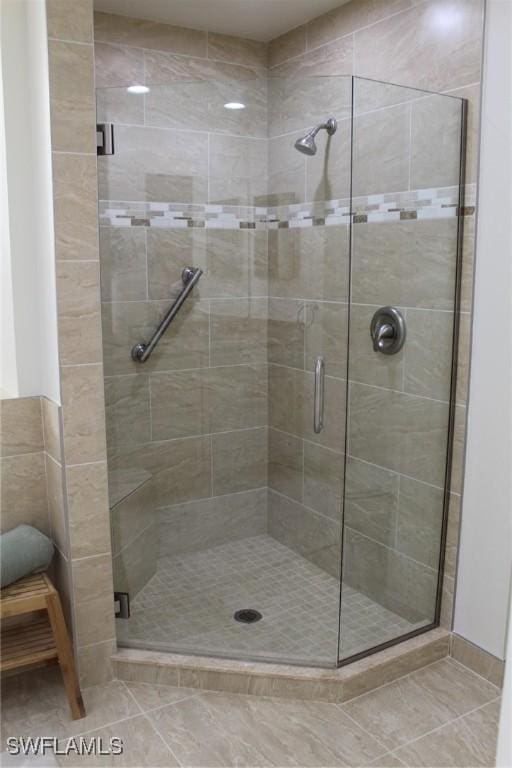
[207,230,268,299]
[351,220,458,311]
[145,78,267,138]
[123,681,198,712]
[352,103,410,196]
[52,153,98,261]
[268,64,351,138]
[344,457,398,547]
[267,131,306,205]
[147,228,207,300]
[143,49,262,84]
[343,527,437,623]
[348,304,405,390]
[440,573,455,629]
[368,754,406,767]
[304,441,344,521]
[460,215,475,314]
[96,85,145,125]
[450,403,467,494]
[306,116,352,202]
[94,42,144,88]
[349,382,449,487]
[110,481,156,555]
[444,493,460,580]
[159,489,267,556]
[73,554,115,646]
[99,227,147,302]
[304,301,348,379]
[78,640,116,687]
[268,489,341,578]
[46,454,67,552]
[105,374,151,447]
[48,40,95,153]
[208,365,268,434]
[113,523,157,598]
[56,261,102,366]
[268,25,306,68]
[449,83,481,185]
[208,33,267,69]
[109,435,211,508]
[56,714,178,767]
[101,299,209,376]
[0,453,48,535]
[66,461,111,559]
[456,312,471,405]
[268,298,305,369]
[269,225,350,302]
[42,397,62,463]
[150,365,267,440]
[209,135,267,206]
[61,364,106,465]
[150,689,384,767]
[210,299,268,366]
[343,658,499,751]
[113,660,180,686]
[404,308,454,401]
[394,698,501,767]
[46,0,93,43]
[93,12,207,57]
[268,428,303,502]
[306,0,413,50]
[354,0,484,93]
[411,93,463,190]
[98,124,208,203]
[451,636,505,688]
[396,476,444,568]
[212,427,268,495]
[0,397,43,457]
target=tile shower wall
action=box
[267,0,483,629]
[0,396,73,624]
[94,12,270,574]
[46,0,115,685]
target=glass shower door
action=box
[97,73,352,667]
[339,77,465,662]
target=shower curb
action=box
[112,628,450,703]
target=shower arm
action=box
[131,266,203,363]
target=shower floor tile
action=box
[117,534,423,665]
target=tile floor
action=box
[117,534,423,664]
[0,657,501,766]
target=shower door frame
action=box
[336,78,468,667]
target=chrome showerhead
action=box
[294,117,337,156]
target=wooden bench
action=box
[0,573,85,719]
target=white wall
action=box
[0,0,60,402]
[454,0,512,660]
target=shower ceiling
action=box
[92,0,351,41]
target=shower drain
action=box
[234,609,262,624]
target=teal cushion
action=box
[0,525,54,588]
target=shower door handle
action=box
[314,357,325,434]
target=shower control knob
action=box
[370,306,406,355]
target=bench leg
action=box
[45,593,86,719]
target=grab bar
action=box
[314,356,325,434]
[131,266,203,363]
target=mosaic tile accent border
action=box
[99,184,476,230]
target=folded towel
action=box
[0,525,54,588]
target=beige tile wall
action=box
[0,395,74,626]
[94,13,271,565]
[267,0,484,630]
[46,0,115,685]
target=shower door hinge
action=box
[114,591,130,619]
[97,123,114,155]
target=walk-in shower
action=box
[97,72,466,668]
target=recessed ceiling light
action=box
[127,85,150,94]
[224,102,245,110]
